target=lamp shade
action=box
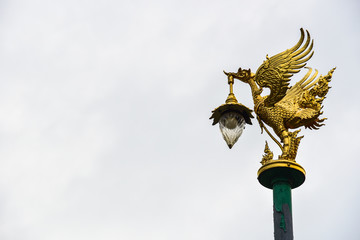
[219,111,245,149]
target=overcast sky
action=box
[0,0,359,239]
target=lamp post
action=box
[210,28,335,240]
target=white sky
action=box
[0,0,359,239]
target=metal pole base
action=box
[257,160,306,189]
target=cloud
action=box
[0,0,359,239]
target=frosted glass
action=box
[219,112,245,149]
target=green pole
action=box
[273,179,293,240]
[257,160,306,240]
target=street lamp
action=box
[210,70,254,149]
[210,28,335,240]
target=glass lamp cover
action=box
[219,111,245,149]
